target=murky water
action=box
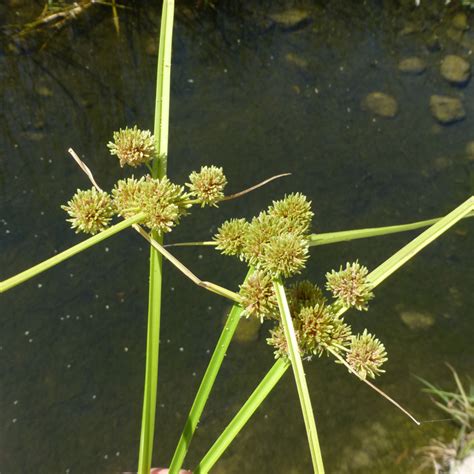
[1,1,473,473]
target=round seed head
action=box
[239,270,278,322]
[326,261,374,311]
[111,177,142,219]
[241,213,287,265]
[259,232,309,278]
[346,329,387,380]
[267,324,301,360]
[287,280,326,316]
[187,166,227,207]
[298,304,352,356]
[62,188,114,235]
[267,193,314,233]
[113,176,190,234]
[214,218,249,256]
[107,126,155,168]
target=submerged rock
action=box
[362,92,398,118]
[452,12,469,31]
[269,9,311,29]
[234,316,260,343]
[440,55,471,85]
[400,310,435,330]
[465,141,474,158]
[398,57,426,75]
[430,95,466,124]
[285,52,308,69]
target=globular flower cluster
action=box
[187,166,227,207]
[62,188,114,235]
[214,193,313,278]
[112,176,191,234]
[239,270,278,322]
[346,329,387,379]
[326,261,374,310]
[264,270,387,380]
[107,126,156,168]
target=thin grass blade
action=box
[273,279,324,474]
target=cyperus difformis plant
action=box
[63,127,231,237]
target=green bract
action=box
[187,165,227,207]
[62,188,114,235]
[107,126,156,168]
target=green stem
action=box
[194,358,289,474]
[0,213,145,293]
[308,211,474,247]
[168,271,252,474]
[137,1,175,473]
[273,279,325,474]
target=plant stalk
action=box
[168,271,251,474]
[273,279,325,474]
[137,1,174,473]
[0,212,145,293]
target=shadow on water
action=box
[0,1,473,472]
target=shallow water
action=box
[0,1,473,473]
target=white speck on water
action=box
[347,107,351,113]
[95,294,99,299]
[24,331,29,336]
[65,469,70,473]
[206,349,210,354]
[166,339,171,344]
[13,400,18,405]
[192,372,196,377]
[28,339,33,343]
[264,414,268,419]
[187,78,194,83]
[115,451,120,457]
[124,347,129,352]
[12,418,17,423]
[48,159,52,164]
[92,394,96,400]
[66,314,71,319]
[207,306,212,311]
[89,314,94,319]
[60,317,64,321]
[105,305,110,310]
[314,87,319,94]
[69,273,74,278]
[5,229,10,234]
[105,247,109,252]
[224,68,228,73]
[40,211,44,216]
[198,254,203,259]
[179,347,184,352]
[67,364,71,369]
[170,287,175,291]
[103,454,108,460]
[75,316,80,320]
[159,403,165,408]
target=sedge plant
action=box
[1,1,474,473]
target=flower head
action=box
[267,324,301,360]
[287,280,326,316]
[214,218,249,257]
[346,329,387,379]
[107,126,155,168]
[239,270,278,322]
[267,193,314,233]
[297,304,352,356]
[241,213,283,265]
[187,166,227,207]
[259,232,309,278]
[326,261,374,311]
[62,188,115,235]
[113,176,190,233]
